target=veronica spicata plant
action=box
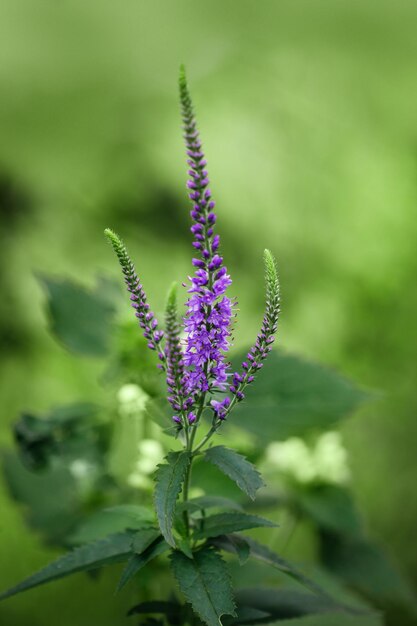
[104,68,279,448]
[0,68,353,626]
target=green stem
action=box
[182,389,207,536]
[182,456,193,537]
[192,423,218,455]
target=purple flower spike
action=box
[165,283,189,422]
[105,68,280,437]
[228,250,280,407]
[104,229,165,366]
[179,66,233,396]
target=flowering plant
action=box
[104,66,279,508]
[0,68,373,625]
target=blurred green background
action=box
[0,1,416,624]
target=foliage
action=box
[203,446,264,500]
[39,275,119,357]
[1,65,415,626]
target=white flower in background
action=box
[314,431,350,484]
[127,439,165,489]
[264,431,350,485]
[265,438,316,483]
[136,439,164,474]
[69,459,95,479]
[69,459,98,495]
[117,383,149,418]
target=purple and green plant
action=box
[0,68,385,626]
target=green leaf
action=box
[233,587,351,621]
[296,486,363,537]
[1,451,82,545]
[193,513,276,541]
[222,606,270,624]
[154,451,191,547]
[69,505,155,544]
[204,446,264,501]
[0,532,135,601]
[230,350,370,443]
[117,535,168,592]
[127,600,181,617]
[39,275,118,356]
[210,534,250,565]
[224,536,332,601]
[319,530,417,612]
[13,403,101,470]
[170,546,236,626]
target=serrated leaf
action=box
[170,546,236,626]
[131,528,162,553]
[233,587,347,621]
[39,275,118,356]
[70,505,155,544]
[222,606,270,625]
[223,535,333,602]
[193,513,276,541]
[230,350,370,443]
[117,536,168,592]
[0,531,135,601]
[154,451,191,547]
[210,534,250,565]
[204,447,264,501]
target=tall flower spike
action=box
[164,282,193,425]
[104,229,165,364]
[179,65,233,396]
[211,250,280,421]
[229,249,280,402]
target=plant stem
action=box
[182,389,207,536]
[182,457,193,537]
[192,423,218,455]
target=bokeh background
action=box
[0,1,416,625]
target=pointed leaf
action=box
[223,607,270,625]
[0,531,135,601]
[127,600,181,617]
[223,535,333,602]
[69,505,155,544]
[210,534,250,565]
[117,536,168,592]
[170,546,236,626]
[193,513,276,541]
[204,446,264,501]
[154,451,191,547]
[131,528,162,554]
[297,486,363,537]
[39,275,118,356]
[230,350,371,443]
[234,587,351,620]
